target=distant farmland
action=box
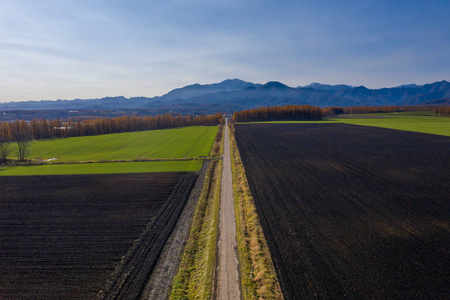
[9,126,218,162]
[235,123,450,299]
[0,172,196,299]
[243,112,450,137]
[334,112,450,136]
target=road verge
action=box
[170,125,224,299]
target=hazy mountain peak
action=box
[300,82,353,91]
[216,78,257,89]
[160,78,259,100]
[262,81,290,89]
[220,78,245,84]
[393,84,421,89]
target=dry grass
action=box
[170,126,224,300]
[229,124,284,300]
[210,125,224,157]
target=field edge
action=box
[96,173,198,299]
[0,160,204,176]
[229,123,284,300]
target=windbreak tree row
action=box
[433,106,450,116]
[322,105,448,115]
[231,104,448,122]
[232,105,323,122]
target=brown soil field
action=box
[0,172,196,299]
[234,123,450,299]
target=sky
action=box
[0,0,449,102]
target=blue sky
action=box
[0,0,449,102]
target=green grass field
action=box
[332,113,450,136]
[9,126,218,162]
[243,113,450,136]
[0,160,203,176]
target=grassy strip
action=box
[0,160,203,176]
[2,156,209,166]
[170,159,222,299]
[243,120,337,124]
[229,124,284,299]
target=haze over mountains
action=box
[1,79,449,116]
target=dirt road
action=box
[216,119,241,300]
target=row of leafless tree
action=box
[231,105,449,123]
[433,107,450,116]
[322,105,447,115]
[0,113,224,162]
[232,105,323,122]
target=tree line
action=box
[0,113,224,162]
[433,106,450,116]
[322,105,448,115]
[232,105,323,122]
[231,104,450,123]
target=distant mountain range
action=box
[1,79,449,117]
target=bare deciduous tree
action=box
[0,125,11,163]
[11,120,31,161]
[0,137,11,163]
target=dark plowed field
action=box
[235,123,450,299]
[0,172,196,299]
